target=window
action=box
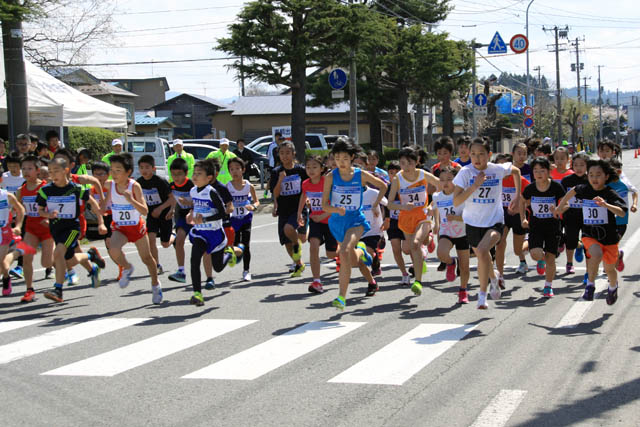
[128,141,156,153]
[305,135,322,148]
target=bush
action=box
[67,127,122,164]
[304,149,330,158]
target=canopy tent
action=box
[0,60,127,129]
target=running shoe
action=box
[290,263,305,278]
[119,265,134,289]
[292,241,302,262]
[44,286,63,303]
[489,276,501,300]
[458,289,469,304]
[308,280,324,294]
[89,264,100,288]
[575,244,584,263]
[606,287,618,306]
[543,286,554,298]
[117,265,123,281]
[516,261,528,274]
[157,264,164,275]
[616,250,625,272]
[152,283,163,304]
[334,257,340,273]
[366,281,379,297]
[235,244,245,265]
[88,247,106,269]
[20,288,36,303]
[437,262,447,272]
[332,296,346,311]
[446,258,457,282]
[2,277,11,296]
[411,280,422,296]
[45,267,53,279]
[67,269,79,286]
[204,278,215,290]
[477,293,488,310]
[497,275,506,290]
[168,271,186,283]
[242,271,252,281]
[401,274,410,286]
[357,242,373,266]
[536,260,546,275]
[408,266,415,277]
[225,247,238,267]
[566,263,575,274]
[582,284,595,301]
[371,267,382,276]
[427,234,435,253]
[9,266,23,279]
[190,291,204,306]
[289,263,297,273]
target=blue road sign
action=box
[474,94,487,107]
[524,117,534,128]
[488,32,507,54]
[328,69,348,90]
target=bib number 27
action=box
[478,187,491,198]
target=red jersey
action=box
[502,175,530,208]
[92,185,111,215]
[550,168,573,183]
[302,177,328,224]
[432,161,461,177]
[20,180,50,240]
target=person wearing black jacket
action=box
[233,139,253,180]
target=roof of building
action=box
[135,114,175,127]
[48,67,102,85]
[102,77,170,90]
[77,82,138,98]
[220,95,355,116]
[151,93,232,110]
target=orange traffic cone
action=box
[636,149,639,159]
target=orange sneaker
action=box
[117,265,124,281]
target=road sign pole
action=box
[472,42,477,138]
[348,0,358,143]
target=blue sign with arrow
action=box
[328,69,348,90]
[488,32,507,54]
[474,94,487,107]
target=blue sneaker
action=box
[575,245,584,263]
[357,242,372,266]
[89,264,100,288]
[10,266,23,279]
[67,269,79,286]
[204,278,215,290]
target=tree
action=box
[563,99,592,143]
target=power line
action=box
[55,57,239,67]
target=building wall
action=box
[122,80,167,110]
[155,96,218,138]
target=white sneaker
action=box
[119,265,135,289]
[515,262,528,274]
[152,283,163,304]
[477,293,488,309]
[401,274,410,285]
[489,275,502,300]
[243,271,252,281]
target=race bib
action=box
[400,185,427,207]
[502,187,516,207]
[0,198,8,227]
[143,188,162,206]
[306,191,323,213]
[436,198,456,225]
[281,175,301,196]
[194,221,222,231]
[47,195,77,219]
[583,199,608,225]
[232,198,250,218]
[23,195,39,217]
[173,190,191,209]
[6,185,20,194]
[531,196,555,219]
[390,209,400,220]
[331,186,361,211]
[567,187,582,209]
[112,203,140,226]
[471,176,499,204]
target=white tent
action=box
[0,60,127,129]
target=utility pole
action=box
[2,6,29,149]
[471,41,488,138]
[525,0,536,107]
[598,65,604,141]
[348,0,359,143]
[571,37,584,104]
[533,66,541,104]
[583,76,590,104]
[616,88,620,145]
[240,56,246,97]
[544,26,568,143]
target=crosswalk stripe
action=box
[183,321,365,380]
[329,323,476,385]
[0,318,148,365]
[470,389,527,427]
[0,320,44,334]
[42,319,257,377]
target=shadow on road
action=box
[528,313,613,336]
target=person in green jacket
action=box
[102,139,123,164]
[167,139,195,182]
[206,138,236,184]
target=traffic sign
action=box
[331,90,344,99]
[510,34,529,54]
[488,32,507,54]
[523,117,534,128]
[328,69,348,90]
[474,106,488,117]
[474,94,487,107]
[523,106,534,118]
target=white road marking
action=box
[0,318,147,365]
[251,221,278,229]
[470,389,527,427]
[42,319,257,377]
[329,323,476,385]
[0,320,43,334]
[183,321,365,380]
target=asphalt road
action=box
[1,150,640,427]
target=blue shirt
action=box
[454,157,471,167]
[607,179,629,225]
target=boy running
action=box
[454,136,471,167]
[168,158,193,283]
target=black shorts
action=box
[439,235,470,251]
[503,208,526,235]
[386,218,404,240]
[308,221,338,252]
[360,235,381,251]
[278,211,309,245]
[617,224,627,240]
[147,216,173,243]
[563,211,582,250]
[51,227,80,260]
[528,226,561,256]
[465,223,504,249]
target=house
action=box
[151,93,231,139]
[102,77,170,110]
[134,114,176,140]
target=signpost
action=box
[523,106,534,118]
[474,94,487,107]
[474,107,488,117]
[329,69,348,90]
[523,117,534,128]
[510,34,529,54]
[488,32,507,54]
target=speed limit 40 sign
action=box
[510,34,529,54]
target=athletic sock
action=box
[609,283,618,291]
[544,281,553,288]
[587,280,595,288]
[313,277,320,282]
[178,266,185,274]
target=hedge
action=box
[67,127,122,164]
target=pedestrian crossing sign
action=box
[488,32,507,54]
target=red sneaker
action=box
[446,258,457,282]
[616,250,625,272]
[117,265,124,281]
[427,234,436,253]
[308,281,324,294]
[458,289,469,304]
[334,257,341,273]
[20,288,36,303]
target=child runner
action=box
[495,153,530,279]
[270,142,309,278]
[322,138,387,311]
[556,159,627,305]
[384,161,410,285]
[16,156,54,302]
[432,166,470,303]
[137,155,175,275]
[560,153,589,273]
[187,159,245,306]
[0,184,30,297]
[431,136,461,177]
[453,137,522,309]
[366,150,390,183]
[104,154,162,304]
[228,157,259,282]
[37,158,104,303]
[387,147,440,296]
[297,155,336,294]
[520,157,566,297]
[454,136,471,167]
[607,158,638,272]
[1,154,25,194]
[512,142,532,183]
[359,181,388,296]
[168,158,193,283]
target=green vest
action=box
[206,150,236,184]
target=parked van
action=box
[247,134,327,151]
[126,137,171,179]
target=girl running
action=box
[384,162,410,285]
[607,158,638,272]
[561,153,589,273]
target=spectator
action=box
[166,139,195,182]
[35,142,50,163]
[267,132,284,168]
[206,138,236,184]
[233,138,253,180]
[101,138,123,165]
[45,130,61,157]
[28,133,39,154]
[16,133,30,156]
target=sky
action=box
[79,0,640,106]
